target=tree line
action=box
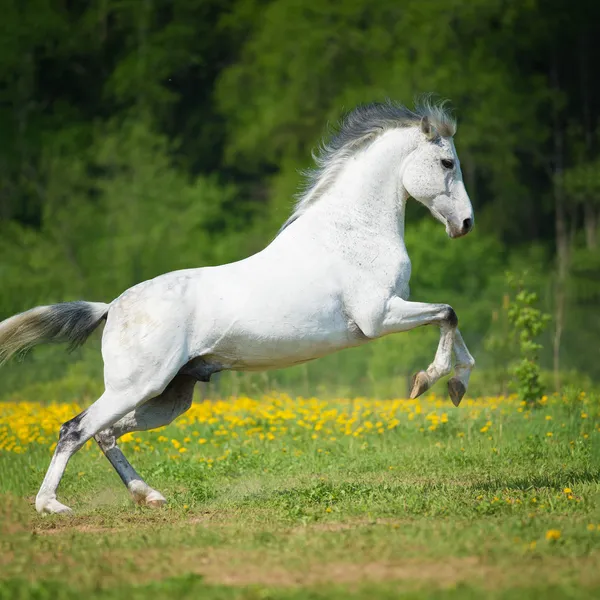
[1,0,599,397]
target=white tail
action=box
[0,301,109,365]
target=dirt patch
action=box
[3,529,600,592]
[186,509,243,526]
[34,523,127,536]
[198,553,489,588]
[31,508,237,536]
[0,494,32,535]
[82,546,492,589]
[0,551,15,567]
[125,550,600,590]
[292,516,409,533]
[0,520,28,535]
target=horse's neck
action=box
[307,128,418,244]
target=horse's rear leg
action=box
[95,375,195,507]
[35,379,175,514]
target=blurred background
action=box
[1,0,599,400]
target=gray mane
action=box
[279,97,456,233]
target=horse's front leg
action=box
[447,329,475,406]
[377,298,463,403]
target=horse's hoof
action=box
[410,371,430,399]
[144,490,167,508]
[146,498,167,508]
[129,482,166,507]
[36,497,73,515]
[448,377,466,407]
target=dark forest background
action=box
[1,0,600,399]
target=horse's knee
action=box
[57,412,87,451]
[442,305,458,328]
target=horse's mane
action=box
[279,97,456,234]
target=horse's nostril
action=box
[462,218,472,232]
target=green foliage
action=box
[506,273,552,405]
[483,293,515,396]
[217,0,547,233]
[1,0,600,394]
[0,117,248,319]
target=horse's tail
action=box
[0,301,110,366]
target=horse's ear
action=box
[420,116,437,140]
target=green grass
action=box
[1,391,599,599]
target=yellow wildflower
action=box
[545,529,561,541]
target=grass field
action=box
[1,390,599,599]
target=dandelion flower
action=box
[545,529,561,541]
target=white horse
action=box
[0,99,475,514]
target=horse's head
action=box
[402,116,473,238]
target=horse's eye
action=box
[441,159,455,170]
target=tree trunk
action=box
[584,203,598,249]
[579,31,597,250]
[551,60,567,393]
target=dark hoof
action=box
[410,371,430,399]
[448,378,466,407]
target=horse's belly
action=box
[229,334,353,370]
[204,309,363,371]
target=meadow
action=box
[1,390,599,599]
